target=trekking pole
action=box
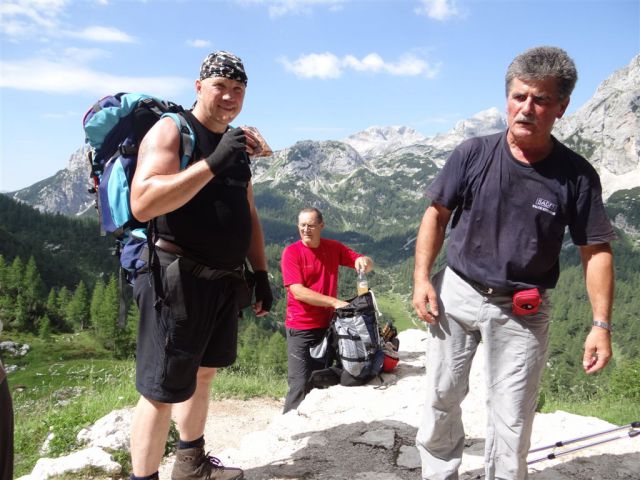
[527,426,639,465]
[528,421,640,454]
[470,421,639,478]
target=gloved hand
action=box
[204,127,247,175]
[253,270,273,312]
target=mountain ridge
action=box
[6,54,639,217]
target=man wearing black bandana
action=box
[128,51,271,480]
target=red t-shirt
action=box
[281,238,362,329]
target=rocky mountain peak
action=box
[10,145,95,217]
[343,125,427,159]
[554,54,640,198]
[423,107,507,151]
[252,139,365,187]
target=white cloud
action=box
[68,26,136,43]
[415,0,460,21]
[281,52,441,79]
[343,53,385,72]
[61,47,110,63]
[186,39,212,48]
[280,52,343,79]
[0,0,68,36]
[0,58,191,97]
[0,0,135,43]
[237,0,345,18]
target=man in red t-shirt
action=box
[280,207,373,412]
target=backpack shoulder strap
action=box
[161,112,196,170]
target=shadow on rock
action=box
[527,451,640,480]
[242,420,421,480]
[459,451,640,480]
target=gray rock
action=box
[77,407,133,451]
[18,446,121,479]
[396,445,421,469]
[353,428,396,449]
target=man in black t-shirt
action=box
[128,51,273,480]
[412,46,615,480]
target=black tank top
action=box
[155,111,253,269]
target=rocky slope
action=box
[554,54,640,199]
[9,145,95,217]
[19,330,640,479]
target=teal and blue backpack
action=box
[82,93,196,279]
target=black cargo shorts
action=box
[133,269,240,403]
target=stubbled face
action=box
[506,77,569,146]
[195,76,246,132]
[297,212,324,247]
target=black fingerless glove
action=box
[253,270,273,312]
[204,127,246,175]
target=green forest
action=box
[1,190,639,412]
[2,187,640,476]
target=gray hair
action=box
[299,207,323,223]
[505,46,578,101]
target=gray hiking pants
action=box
[416,267,550,480]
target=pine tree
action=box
[13,294,31,331]
[45,288,59,327]
[56,286,71,327]
[90,279,105,330]
[0,256,11,325]
[23,256,44,314]
[0,255,7,293]
[66,281,90,330]
[39,314,53,339]
[237,321,265,368]
[7,256,24,297]
[112,301,139,359]
[95,275,119,353]
[0,294,11,326]
[262,332,287,374]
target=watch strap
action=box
[592,320,612,332]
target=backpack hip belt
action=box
[143,238,248,320]
[154,239,245,282]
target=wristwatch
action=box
[592,320,612,332]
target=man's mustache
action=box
[514,115,534,124]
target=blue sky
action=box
[1,0,638,192]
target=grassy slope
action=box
[6,332,286,477]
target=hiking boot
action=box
[171,446,244,480]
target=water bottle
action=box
[357,269,369,295]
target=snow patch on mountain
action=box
[252,140,365,190]
[343,125,427,160]
[423,107,507,152]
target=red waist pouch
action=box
[512,288,541,316]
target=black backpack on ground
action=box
[309,291,385,387]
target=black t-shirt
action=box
[155,111,253,269]
[426,131,615,290]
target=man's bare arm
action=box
[412,203,452,324]
[130,117,214,222]
[289,284,348,309]
[579,243,614,374]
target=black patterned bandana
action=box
[199,51,248,86]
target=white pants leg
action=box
[481,290,549,479]
[416,267,549,480]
